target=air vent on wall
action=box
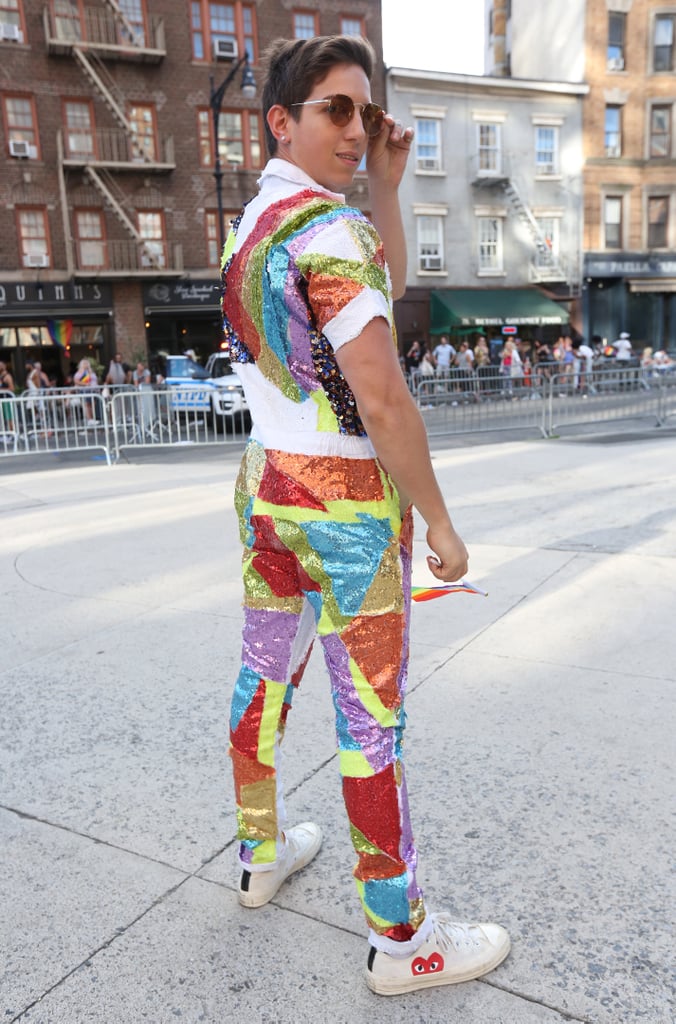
[25,253,49,268]
[9,139,31,158]
[0,22,23,42]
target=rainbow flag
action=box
[411,580,488,602]
[47,319,73,349]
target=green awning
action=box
[430,288,569,334]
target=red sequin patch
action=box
[343,763,402,861]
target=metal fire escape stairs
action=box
[70,36,161,267]
[501,179,566,282]
[71,47,142,156]
[83,164,164,269]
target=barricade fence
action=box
[0,384,251,464]
[1,368,675,465]
[411,364,676,438]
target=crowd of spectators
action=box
[402,330,674,398]
[0,354,162,434]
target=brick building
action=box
[582,0,676,350]
[485,0,676,351]
[0,0,383,386]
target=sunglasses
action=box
[290,94,385,137]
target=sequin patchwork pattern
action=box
[229,441,425,940]
[221,189,393,439]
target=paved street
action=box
[1,434,674,1023]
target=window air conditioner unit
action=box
[25,253,49,268]
[0,22,23,42]
[418,158,440,171]
[213,38,238,60]
[9,139,30,158]
[608,56,624,71]
[421,255,443,271]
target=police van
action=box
[162,353,249,433]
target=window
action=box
[478,216,502,272]
[53,0,84,41]
[17,207,50,267]
[226,110,260,168]
[63,99,95,158]
[17,326,54,347]
[415,118,442,172]
[604,105,622,157]
[650,105,672,157]
[534,125,558,175]
[607,11,626,70]
[191,1,256,62]
[3,95,38,157]
[128,103,157,161]
[292,10,317,39]
[197,109,212,166]
[340,16,364,36]
[604,196,623,249]
[138,210,166,268]
[648,196,669,248]
[0,0,25,38]
[118,0,146,46]
[534,217,559,269]
[654,14,675,71]
[206,210,219,266]
[205,209,235,265]
[197,107,262,169]
[75,209,106,269]
[477,122,501,175]
[417,216,444,272]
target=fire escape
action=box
[45,1,182,276]
[472,156,577,295]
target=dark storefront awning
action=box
[430,288,569,333]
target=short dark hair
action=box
[261,35,376,158]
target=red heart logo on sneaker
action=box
[411,953,445,975]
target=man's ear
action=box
[267,104,291,144]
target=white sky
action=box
[381,0,485,75]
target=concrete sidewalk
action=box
[1,435,674,1023]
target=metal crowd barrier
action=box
[0,384,251,464]
[412,365,676,439]
[1,368,675,467]
[413,369,549,438]
[0,386,113,463]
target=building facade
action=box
[485,0,676,351]
[386,67,586,351]
[484,0,586,83]
[0,0,383,386]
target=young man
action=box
[433,335,456,376]
[105,353,131,386]
[221,35,510,995]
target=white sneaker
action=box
[238,822,322,908]
[365,912,510,995]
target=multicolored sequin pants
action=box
[230,440,426,944]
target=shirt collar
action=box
[258,158,345,203]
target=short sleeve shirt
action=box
[613,338,632,361]
[221,160,394,457]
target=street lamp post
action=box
[209,52,256,257]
